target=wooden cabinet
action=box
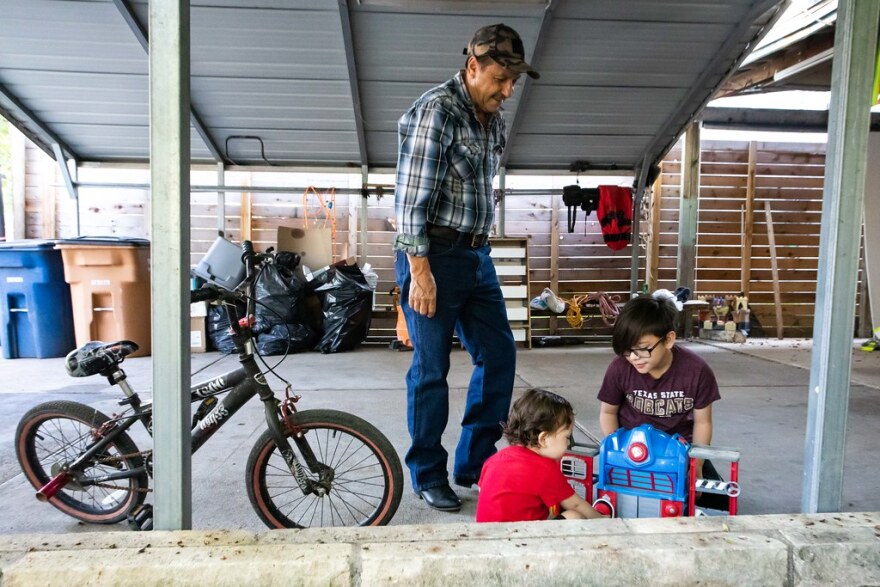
[490,237,531,348]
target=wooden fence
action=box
[20,138,866,343]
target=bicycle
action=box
[14,240,403,530]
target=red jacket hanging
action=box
[598,185,633,250]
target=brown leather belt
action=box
[426,224,489,248]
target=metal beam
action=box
[50,140,82,235]
[497,167,506,237]
[338,0,369,168]
[359,165,368,265]
[0,82,78,160]
[702,107,880,133]
[802,0,879,514]
[641,0,786,169]
[499,0,555,169]
[703,107,828,132]
[51,143,79,201]
[629,155,650,295]
[150,0,193,530]
[216,162,226,237]
[113,0,225,164]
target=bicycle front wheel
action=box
[246,409,403,529]
[15,400,148,524]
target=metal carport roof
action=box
[3,0,878,530]
[1,0,784,174]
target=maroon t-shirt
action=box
[597,345,720,442]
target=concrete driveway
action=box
[1,340,878,534]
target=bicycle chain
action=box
[82,450,154,494]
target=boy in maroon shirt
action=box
[597,294,727,510]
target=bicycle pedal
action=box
[127,503,153,531]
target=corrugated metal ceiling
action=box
[0,0,784,173]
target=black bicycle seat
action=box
[65,340,140,378]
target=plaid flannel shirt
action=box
[393,71,507,256]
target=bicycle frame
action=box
[38,345,325,502]
[39,287,326,502]
[37,241,344,505]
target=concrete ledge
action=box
[0,513,877,586]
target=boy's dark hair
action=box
[611,295,678,356]
[503,388,574,447]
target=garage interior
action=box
[0,0,878,536]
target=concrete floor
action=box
[0,339,877,534]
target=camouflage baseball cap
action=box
[464,23,540,79]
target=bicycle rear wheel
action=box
[246,409,403,529]
[15,400,148,524]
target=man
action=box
[393,23,540,512]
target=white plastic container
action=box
[193,237,246,291]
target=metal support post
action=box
[629,155,650,296]
[802,0,879,514]
[497,166,506,237]
[359,165,368,266]
[216,162,225,237]
[150,0,193,530]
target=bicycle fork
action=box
[260,396,332,497]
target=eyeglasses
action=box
[622,337,666,359]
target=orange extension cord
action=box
[562,292,621,328]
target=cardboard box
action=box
[190,317,207,353]
[276,225,333,270]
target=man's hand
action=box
[407,254,437,317]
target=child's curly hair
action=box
[502,388,574,448]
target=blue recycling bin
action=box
[0,241,76,358]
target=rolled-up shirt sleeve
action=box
[393,100,454,256]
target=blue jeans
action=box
[395,239,516,491]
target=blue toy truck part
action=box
[596,424,690,503]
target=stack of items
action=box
[696,294,750,343]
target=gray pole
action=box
[497,167,506,237]
[802,0,879,513]
[629,155,650,295]
[677,122,700,297]
[359,165,369,266]
[150,0,192,530]
[217,162,226,237]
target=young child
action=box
[476,388,606,522]
[597,292,726,508]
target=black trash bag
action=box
[313,264,373,353]
[256,323,314,355]
[206,303,241,354]
[253,262,316,355]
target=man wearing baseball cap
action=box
[393,23,539,513]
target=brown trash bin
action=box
[55,237,151,357]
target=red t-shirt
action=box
[476,445,575,522]
[597,345,720,442]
